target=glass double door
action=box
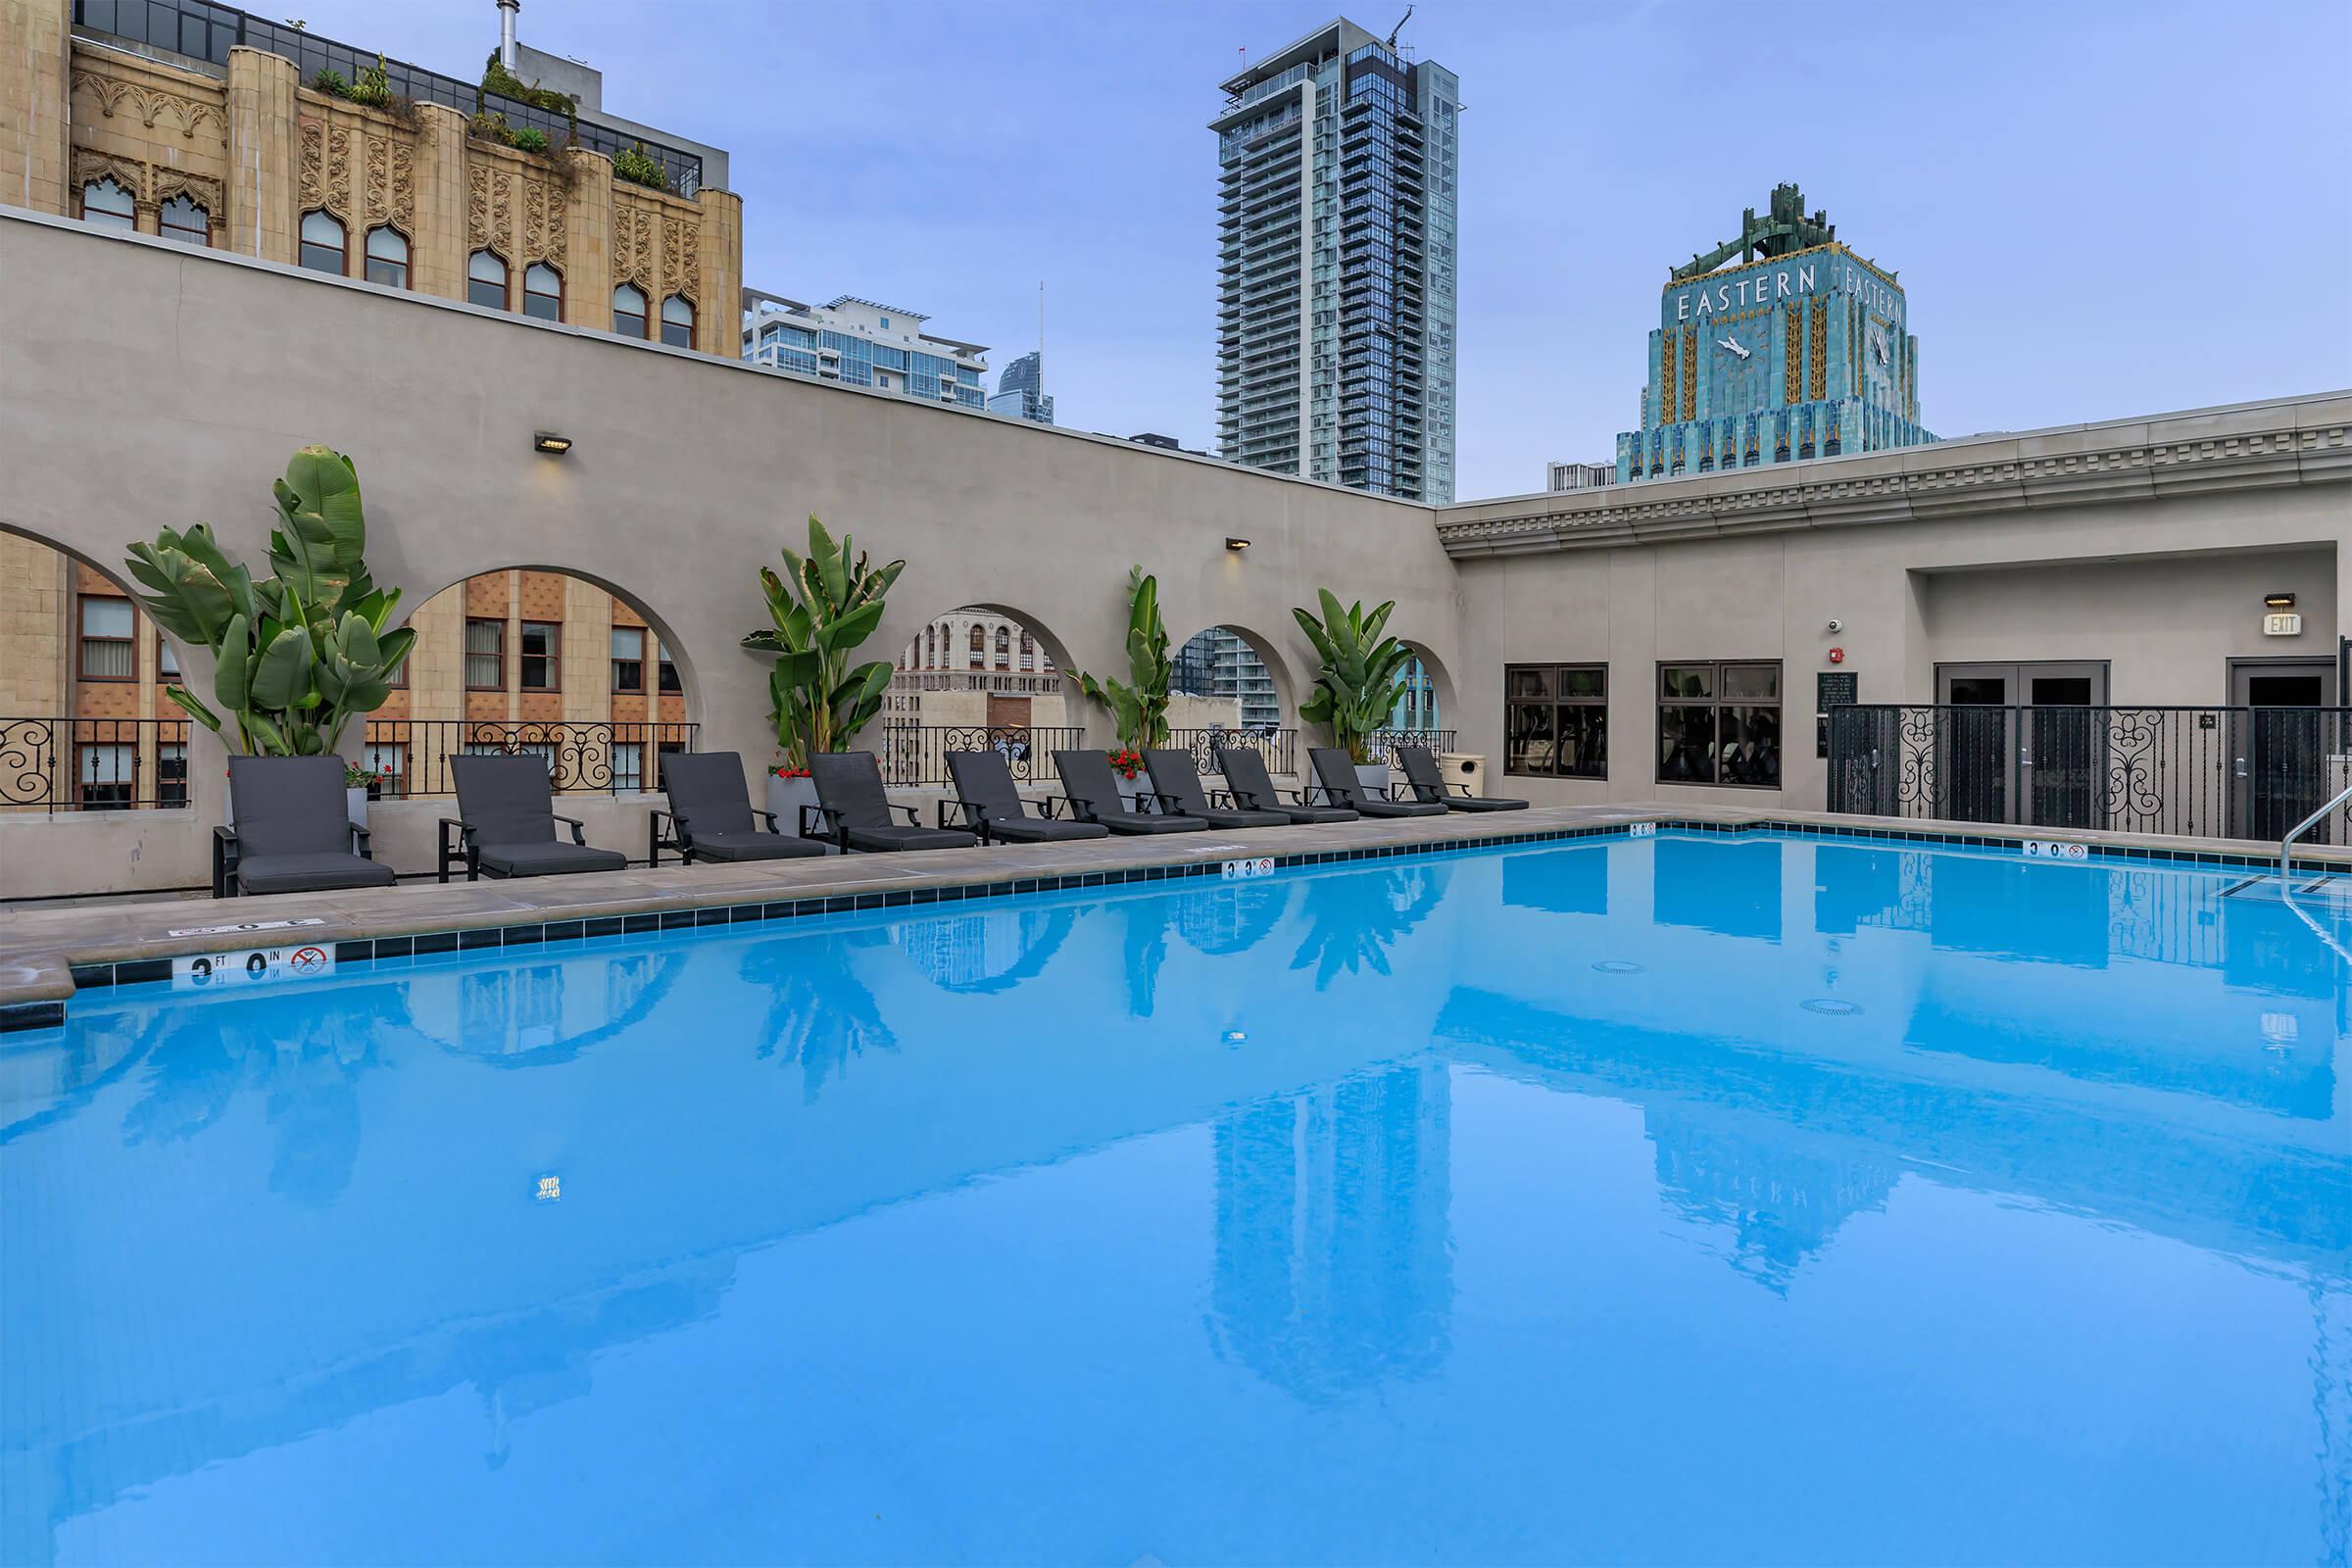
[1935,662,2108,828]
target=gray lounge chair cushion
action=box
[662,751,759,839]
[476,840,629,878]
[662,752,825,858]
[1397,745,1528,811]
[844,824,979,854]
[1308,749,1448,818]
[1216,747,1357,824]
[686,828,826,861]
[225,757,392,895]
[811,752,978,852]
[235,851,396,895]
[1051,751,1208,834]
[946,752,1107,842]
[451,754,564,844]
[1143,749,1289,830]
[228,756,362,857]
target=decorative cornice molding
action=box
[1438,408,2352,557]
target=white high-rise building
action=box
[1212,19,1458,502]
[741,291,988,410]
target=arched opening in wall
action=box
[883,605,1083,786]
[1169,622,1299,778]
[0,527,197,813]
[373,567,697,802]
[1379,640,1462,764]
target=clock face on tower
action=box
[1865,318,1895,403]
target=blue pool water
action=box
[4,832,2349,1565]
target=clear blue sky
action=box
[318,0,2349,500]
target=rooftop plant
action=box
[480,50,580,126]
[612,142,667,191]
[742,516,904,768]
[124,447,414,757]
[1294,588,1412,764]
[1076,566,1172,752]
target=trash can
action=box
[1441,753,1487,796]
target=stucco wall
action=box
[0,209,1458,894]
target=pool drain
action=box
[1801,998,1863,1017]
[1592,959,1645,975]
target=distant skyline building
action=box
[1175,628,1280,731]
[1212,19,1458,503]
[988,350,1054,425]
[1615,184,1935,484]
[1546,462,1617,493]
[741,291,988,411]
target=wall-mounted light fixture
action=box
[2264,592,2296,610]
[533,431,573,456]
[1225,537,1250,552]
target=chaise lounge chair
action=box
[943,751,1110,845]
[1143,749,1289,830]
[1396,744,1529,812]
[214,755,400,898]
[1307,748,1449,818]
[442,754,630,882]
[808,752,978,854]
[1213,744,1357,824]
[651,751,829,865]
[1053,750,1209,835]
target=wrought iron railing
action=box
[1172,726,1298,778]
[73,0,706,194]
[0,717,192,811]
[361,719,696,798]
[1368,728,1457,765]
[1826,705,2352,844]
[874,725,1087,787]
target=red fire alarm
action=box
[1828,646,1846,664]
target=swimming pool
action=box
[4,830,2347,1564]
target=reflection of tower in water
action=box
[1207,1062,1453,1402]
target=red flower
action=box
[1107,748,1144,780]
[772,765,811,779]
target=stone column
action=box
[224,45,299,263]
[695,185,742,358]
[0,0,71,217]
[564,148,613,331]
[410,102,468,302]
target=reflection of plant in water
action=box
[119,980,417,1206]
[1289,865,1448,989]
[741,934,898,1103]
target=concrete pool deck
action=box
[3,803,2347,1028]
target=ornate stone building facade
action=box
[0,0,735,809]
[1615,184,1935,483]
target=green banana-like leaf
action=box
[818,598,886,654]
[242,710,289,756]
[249,623,316,712]
[213,613,253,711]
[375,626,416,683]
[163,685,223,732]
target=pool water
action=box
[4,832,2348,1565]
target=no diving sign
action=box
[172,944,336,990]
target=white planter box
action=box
[765,772,837,853]
[347,786,368,829]
[1355,762,1392,801]
[1115,770,1156,814]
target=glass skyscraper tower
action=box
[988,351,1054,424]
[1213,20,1457,503]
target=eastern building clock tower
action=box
[1615,184,1936,483]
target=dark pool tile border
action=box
[24,815,2340,1024]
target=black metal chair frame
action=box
[647,803,788,867]
[438,811,597,883]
